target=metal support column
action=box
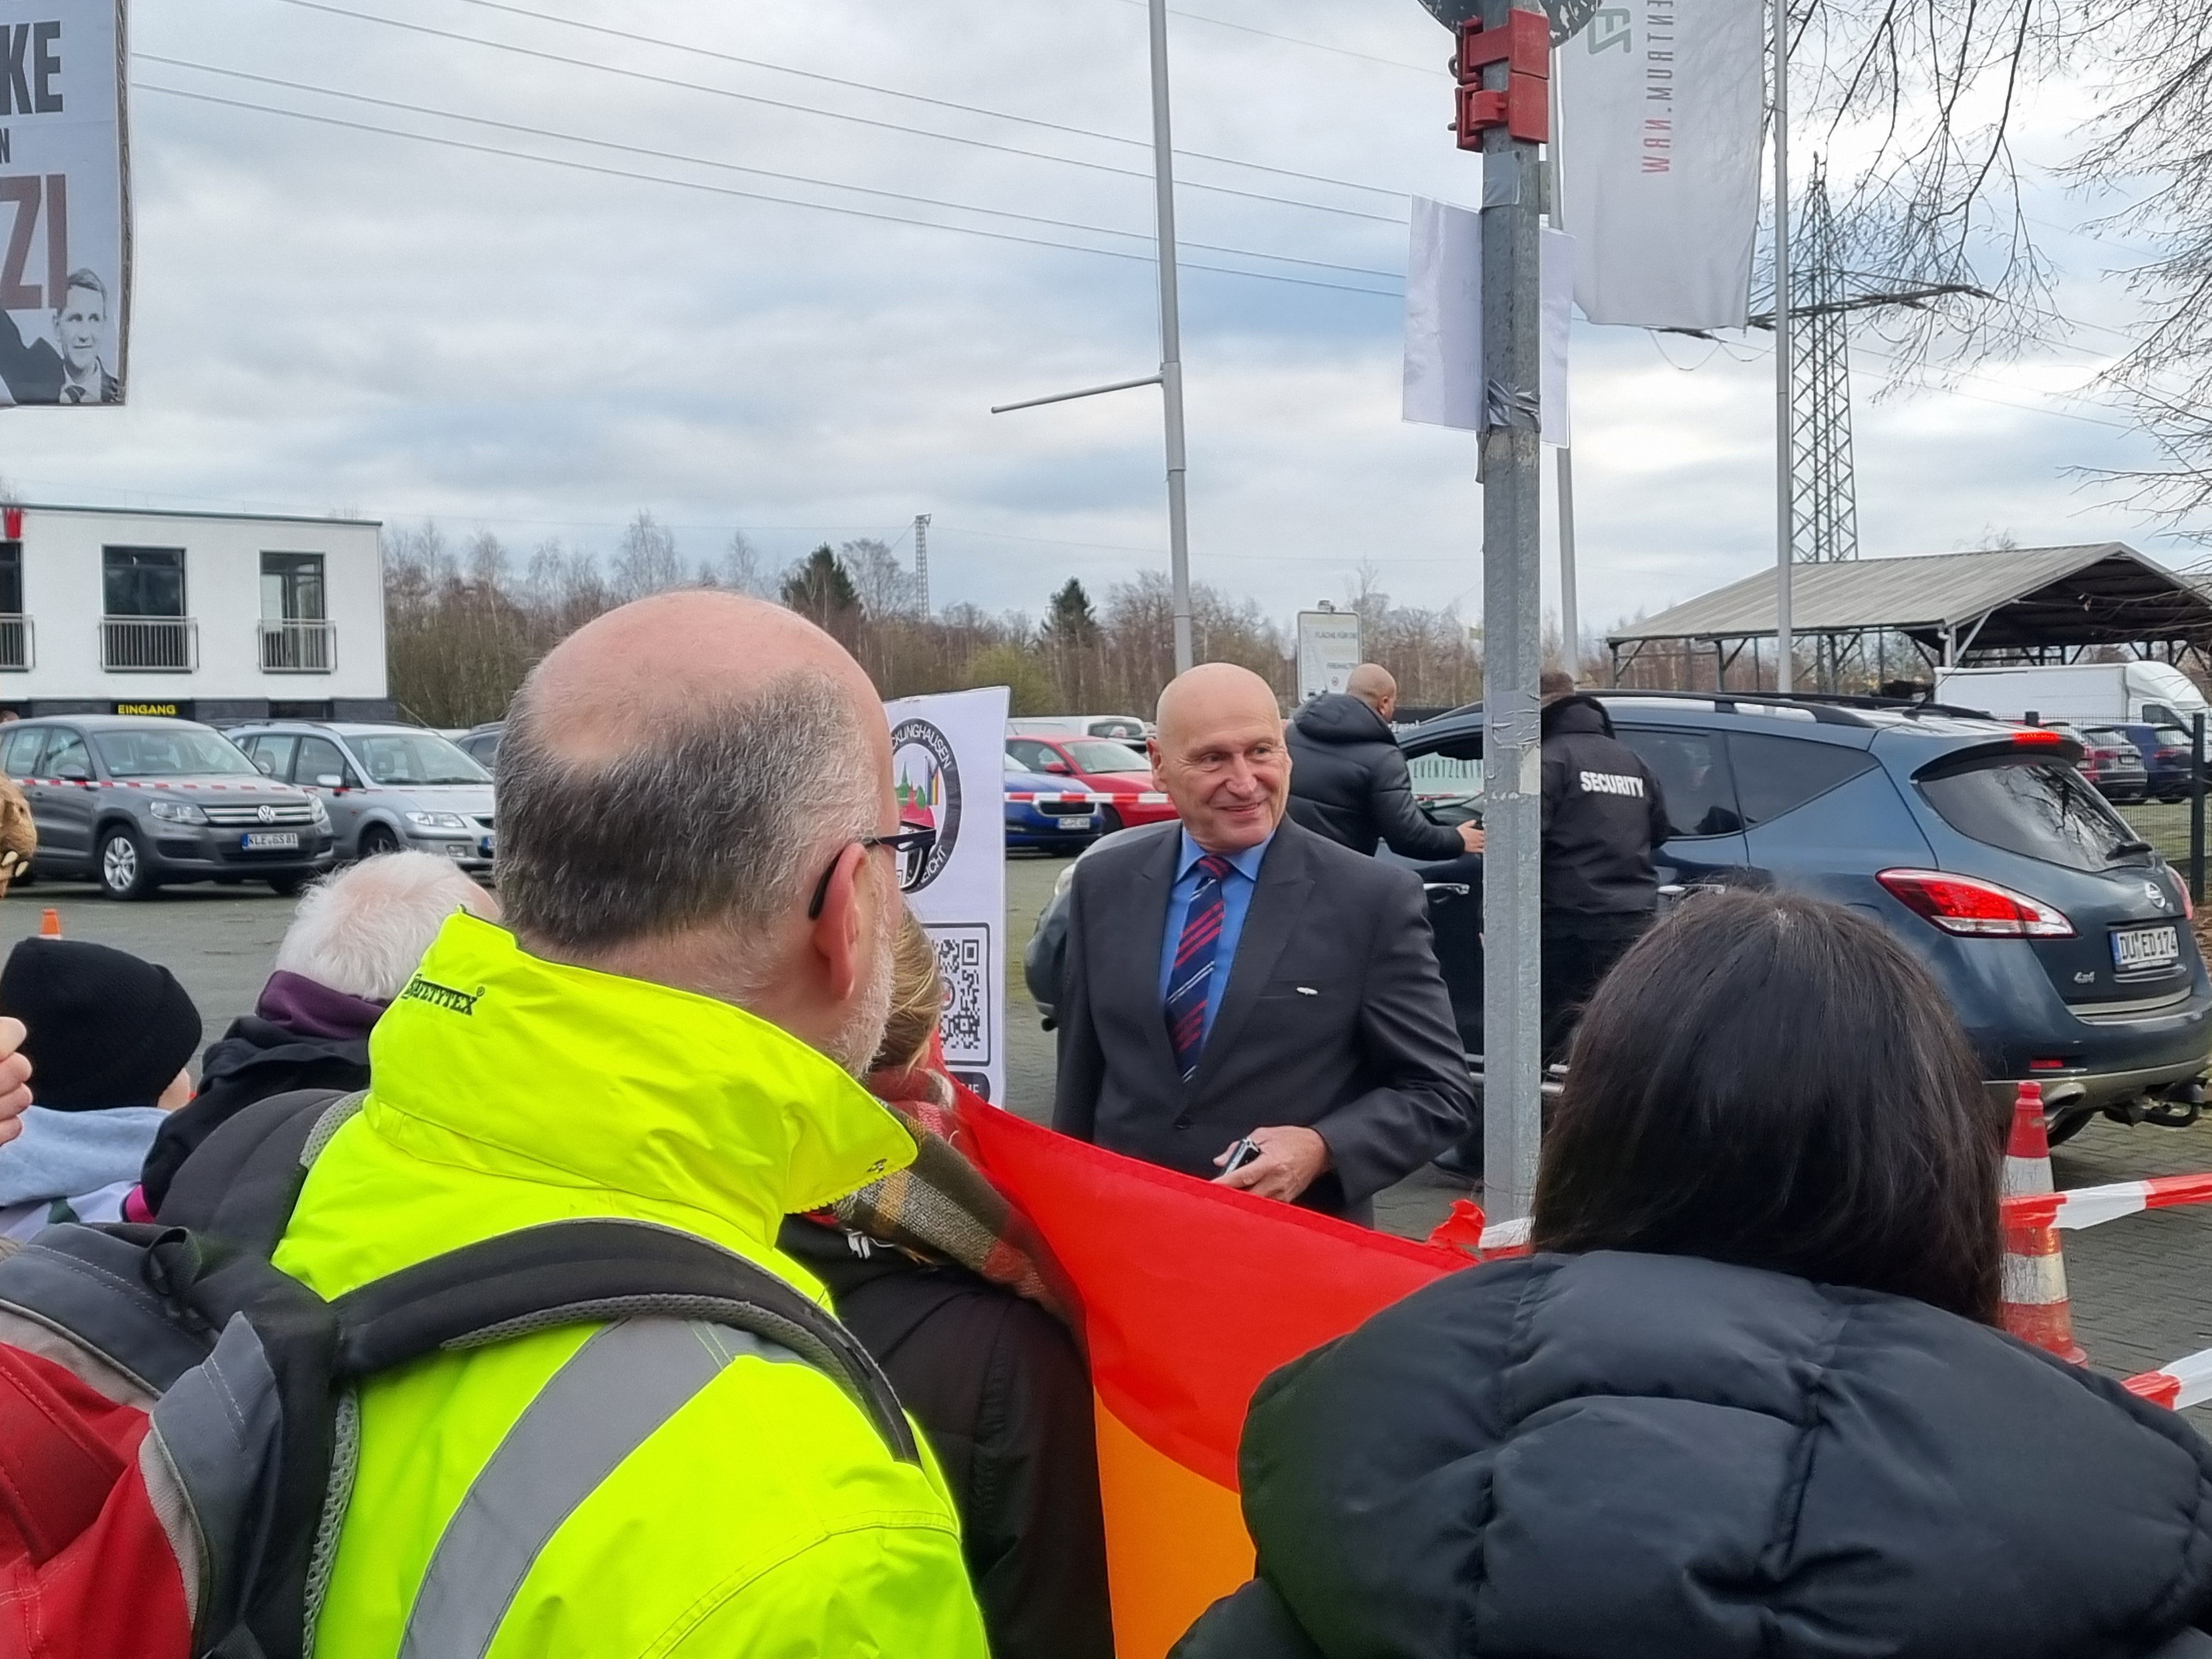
[1771,0,1793,692]
[1477,0,1548,1221]
[1148,0,1195,673]
[1545,74,1579,680]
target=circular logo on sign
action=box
[889,718,960,893]
[257,803,276,823]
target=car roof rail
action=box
[1414,688,2003,731]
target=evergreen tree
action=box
[1042,578,1101,647]
[780,545,861,630]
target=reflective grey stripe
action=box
[397,1318,798,1659]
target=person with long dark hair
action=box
[1176,890,2212,1659]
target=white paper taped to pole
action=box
[1403,199,1571,444]
[1556,0,1764,329]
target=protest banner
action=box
[885,686,1008,1103]
[955,1086,1464,1657]
[0,0,129,407]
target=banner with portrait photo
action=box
[0,0,129,408]
[884,686,1009,1104]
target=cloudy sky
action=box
[0,0,2188,640]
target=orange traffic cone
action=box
[2000,1081,2085,1363]
[37,907,59,939]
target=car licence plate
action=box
[2112,923,2182,973]
[240,831,300,851]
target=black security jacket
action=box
[1285,694,1464,861]
[1541,695,1671,918]
[1175,1250,2212,1659]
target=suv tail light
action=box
[1876,868,2076,938]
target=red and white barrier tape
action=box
[1004,791,1170,805]
[25,777,309,794]
[2000,1171,2212,1233]
[2127,1348,2212,1410]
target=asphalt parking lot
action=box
[20,854,2212,1417]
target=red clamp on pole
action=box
[1450,10,1549,149]
[1,507,20,540]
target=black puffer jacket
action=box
[1541,695,1671,917]
[1176,1250,2212,1659]
[1286,693,1463,861]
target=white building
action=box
[0,503,391,723]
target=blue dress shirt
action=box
[1157,829,1274,1048]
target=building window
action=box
[101,546,194,672]
[0,543,25,671]
[259,551,332,673]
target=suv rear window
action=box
[1918,758,2138,872]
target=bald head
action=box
[1150,663,1291,853]
[493,590,903,1067]
[1346,662,1397,718]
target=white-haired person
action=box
[134,851,497,1214]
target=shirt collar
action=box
[1177,826,1273,884]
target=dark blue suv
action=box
[1396,692,2212,1142]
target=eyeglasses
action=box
[808,828,936,919]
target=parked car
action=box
[456,722,503,768]
[1005,763,1102,855]
[2066,723,2151,804]
[2093,721,2196,804]
[229,721,495,872]
[1396,692,2212,1142]
[1007,714,1150,743]
[1002,733,1176,830]
[0,715,335,899]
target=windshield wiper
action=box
[2108,837,2156,859]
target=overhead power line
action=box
[139,55,1402,284]
[133,80,1404,298]
[267,0,1406,227]
[452,0,1411,202]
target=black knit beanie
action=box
[1,937,202,1111]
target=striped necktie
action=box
[1166,854,1235,1083]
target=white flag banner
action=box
[1541,227,1572,446]
[1404,198,1573,446]
[0,0,131,407]
[1402,195,1484,431]
[883,686,1009,1105]
[1558,0,1764,329]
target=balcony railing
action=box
[100,616,198,673]
[258,618,336,674]
[0,616,33,672]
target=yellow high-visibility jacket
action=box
[274,911,990,1658]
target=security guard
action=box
[1538,674,1672,1058]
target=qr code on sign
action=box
[930,924,992,1068]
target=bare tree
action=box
[718,531,769,596]
[611,510,684,600]
[843,537,925,619]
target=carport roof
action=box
[1607,544,2212,653]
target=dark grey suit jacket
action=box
[1051,818,1474,1220]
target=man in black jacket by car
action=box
[1539,677,1670,1058]
[1286,664,1483,860]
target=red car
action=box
[1003,735,1178,831]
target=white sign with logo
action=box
[1296,611,1364,704]
[884,685,1009,1105]
[1557,0,1764,329]
[0,0,130,407]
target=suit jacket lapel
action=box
[1192,827,1312,1098]
[1120,828,1184,1090]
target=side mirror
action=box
[1042,759,1071,775]
[253,756,276,776]
[57,764,90,783]
[315,772,345,791]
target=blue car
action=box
[1394,691,2212,1143]
[1005,764,1101,855]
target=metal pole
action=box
[1148,0,1195,674]
[1478,0,1547,1222]
[1771,0,1793,693]
[1545,74,1579,681]
[2192,712,2205,908]
[912,514,930,616]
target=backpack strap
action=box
[154,1089,364,1256]
[330,1217,919,1463]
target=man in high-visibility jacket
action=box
[273,591,989,1657]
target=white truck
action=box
[1933,662,2210,727]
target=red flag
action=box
[954,1087,1464,1657]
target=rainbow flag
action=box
[953,1088,1464,1657]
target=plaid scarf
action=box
[821,1036,1077,1326]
